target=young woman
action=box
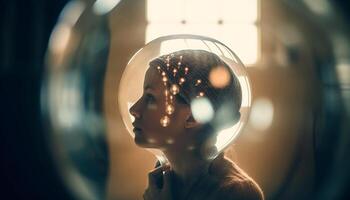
[129,50,264,200]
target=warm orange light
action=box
[209,66,231,88]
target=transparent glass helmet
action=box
[118,34,252,165]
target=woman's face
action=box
[129,66,193,149]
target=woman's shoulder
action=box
[208,153,264,200]
[215,177,264,200]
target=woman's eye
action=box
[145,94,156,104]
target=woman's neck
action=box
[163,148,211,186]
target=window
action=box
[146,0,260,65]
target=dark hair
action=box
[150,49,242,131]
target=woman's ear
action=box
[185,114,201,129]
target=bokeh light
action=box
[250,97,274,131]
[190,97,214,123]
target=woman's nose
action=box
[129,104,141,119]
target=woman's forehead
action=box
[143,66,162,92]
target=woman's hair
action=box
[149,49,242,132]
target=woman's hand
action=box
[143,164,173,200]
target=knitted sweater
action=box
[172,153,264,200]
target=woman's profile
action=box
[129,49,264,200]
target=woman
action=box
[129,50,264,200]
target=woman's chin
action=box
[134,135,145,145]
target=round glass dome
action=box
[118,34,252,164]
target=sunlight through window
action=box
[146,0,260,65]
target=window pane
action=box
[146,23,220,43]
[221,0,258,23]
[146,0,185,22]
[220,24,258,64]
[146,23,258,65]
[146,0,260,65]
[146,23,186,42]
[185,0,220,23]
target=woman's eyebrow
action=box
[144,85,153,91]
